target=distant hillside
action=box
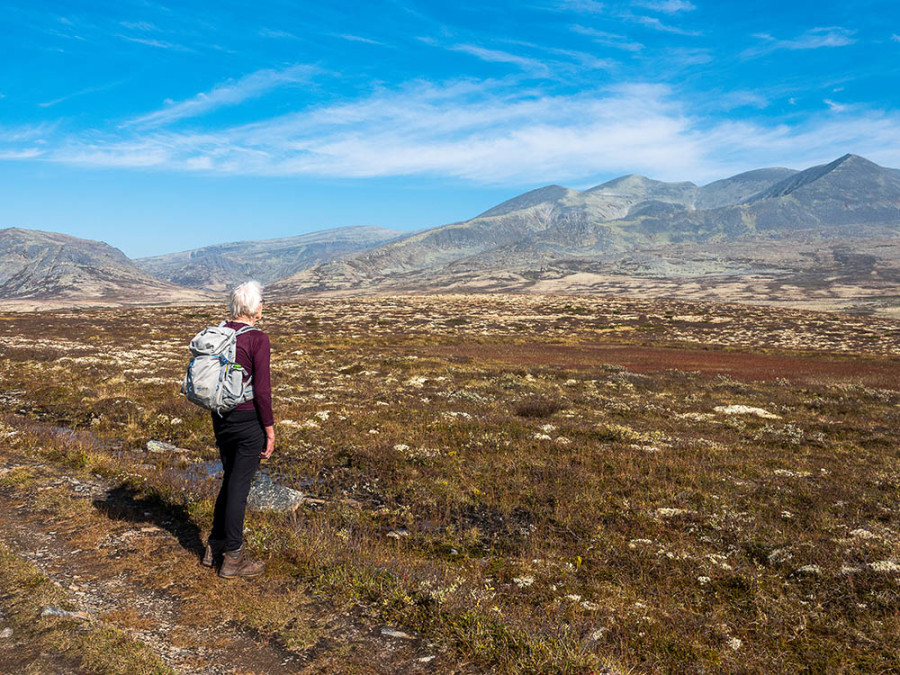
[4,155,898,316]
[0,228,213,306]
[694,167,798,209]
[137,226,402,291]
[268,155,900,317]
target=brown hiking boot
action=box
[201,538,225,568]
[219,548,265,579]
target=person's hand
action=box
[261,428,275,459]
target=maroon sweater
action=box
[224,321,274,428]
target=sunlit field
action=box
[0,294,898,672]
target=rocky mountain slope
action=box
[0,228,213,307]
[3,155,898,315]
[136,226,402,291]
[268,155,900,316]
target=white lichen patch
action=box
[767,548,793,564]
[713,405,781,419]
[774,469,812,478]
[677,412,715,421]
[706,554,733,571]
[794,564,823,576]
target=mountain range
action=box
[0,228,214,309]
[135,226,402,291]
[2,154,898,315]
[266,154,900,315]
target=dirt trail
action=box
[0,449,460,674]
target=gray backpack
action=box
[181,322,258,414]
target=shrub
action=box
[514,398,563,418]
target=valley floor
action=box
[0,294,897,672]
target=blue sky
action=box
[1,0,898,257]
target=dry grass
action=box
[0,541,173,674]
[0,294,897,672]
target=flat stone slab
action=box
[247,476,305,513]
[146,440,189,454]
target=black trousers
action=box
[210,409,264,552]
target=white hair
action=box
[230,280,263,319]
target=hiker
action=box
[202,280,274,578]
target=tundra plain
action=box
[0,294,898,673]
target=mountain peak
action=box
[585,173,699,195]
[477,185,574,219]
[606,173,649,184]
[0,227,211,304]
[833,153,881,169]
[748,154,891,202]
[588,174,652,191]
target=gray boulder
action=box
[247,475,305,513]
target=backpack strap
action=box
[235,325,260,336]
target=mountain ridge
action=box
[265,154,900,317]
[3,154,899,316]
[0,228,214,306]
[136,225,403,291]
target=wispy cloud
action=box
[1,122,56,143]
[744,27,856,57]
[119,21,159,32]
[554,0,699,35]
[571,25,644,52]
[628,14,702,36]
[664,47,712,65]
[710,90,770,110]
[0,123,55,160]
[126,64,317,128]
[0,149,43,160]
[38,80,126,108]
[633,0,696,13]
[824,98,848,113]
[499,38,616,71]
[891,33,900,43]
[557,0,606,13]
[451,45,550,75]
[115,34,193,52]
[258,28,298,39]
[15,77,900,185]
[336,34,386,45]
[15,82,683,179]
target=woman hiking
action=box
[202,280,275,578]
